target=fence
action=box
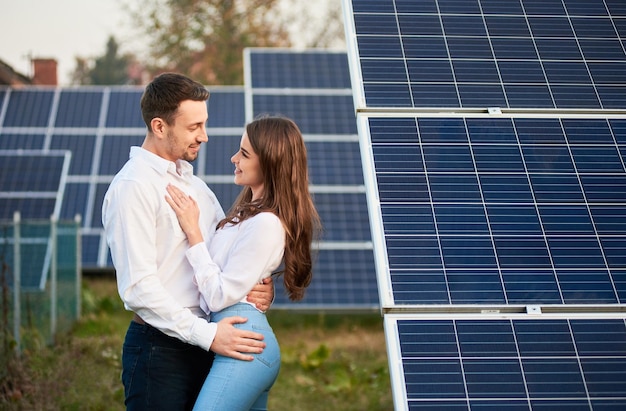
[0,212,82,353]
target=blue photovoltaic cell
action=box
[271,248,377,307]
[251,94,357,134]
[81,233,102,268]
[0,198,58,221]
[99,134,144,175]
[249,50,352,89]
[3,90,54,127]
[312,192,370,242]
[60,183,89,221]
[366,116,626,305]
[203,133,242,175]
[105,90,144,128]
[0,151,69,288]
[91,183,110,229]
[50,134,96,175]
[306,141,364,185]
[0,134,45,150]
[388,316,626,410]
[0,151,68,222]
[207,88,245,127]
[0,153,66,193]
[55,90,103,127]
[347,0,626,109]
[207,182,241,213]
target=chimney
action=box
[32,58,58,86]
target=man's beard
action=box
[167,130,198,162]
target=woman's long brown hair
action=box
[218,115,322,301]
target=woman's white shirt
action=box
[185,211,285,313]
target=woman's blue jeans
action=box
[192,302,281,411]
[122,320,214,411]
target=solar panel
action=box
[359,114,626,307]
[247,48,352,89]
[0,149,70,290]
[385,314,626,410]
[0,150,70,221]
[342,0,626,408]
[2,89,55,127]
[347,0,626,110]
[0,53,378,308]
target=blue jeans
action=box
[192,302,281,411]
[122,320,214,411]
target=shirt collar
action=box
[129,146,194,177]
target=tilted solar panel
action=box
[386,314,626,410]
[0,150,70,290]
[343,0,626,408]
[247,48,352,89]
[359,115,626,307]
[347,0,626,110]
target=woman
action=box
[166,115,321,410]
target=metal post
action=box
[12,211,21,353]
[50,215,57,344]
[74,214,82,319]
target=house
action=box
[0,57,58,86]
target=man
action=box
[102,72,273,410]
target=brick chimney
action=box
[32,58,58,86]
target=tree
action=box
[70,36,140,85]
[90,36,134,85]
[127,0,291,85]
[69,57,91,86]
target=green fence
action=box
[0,212,82,352]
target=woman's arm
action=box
[185,212,284,311]
[165,184,280,311]
[165,184,204,245]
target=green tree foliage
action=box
[71,36,137,85]
[89,36,133,85]
[129,0,291,85]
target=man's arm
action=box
[211,316,266,360]
[246,277,274,312]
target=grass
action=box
[1,276,393,410]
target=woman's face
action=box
[231,131,264,199]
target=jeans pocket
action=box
[255,334,281,369]
[121,345,141,397]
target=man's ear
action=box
[151,117,166,138]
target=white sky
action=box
[0,0,341,86]
[0,0,137,85]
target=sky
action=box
[0,0,138,85]
[0,0,341,86]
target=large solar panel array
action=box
[342,0,626,409]
[0,49,378,308]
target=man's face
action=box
[163,100,208,162]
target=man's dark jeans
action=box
[122,320,214,411]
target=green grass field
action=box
[1,276,393,410]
